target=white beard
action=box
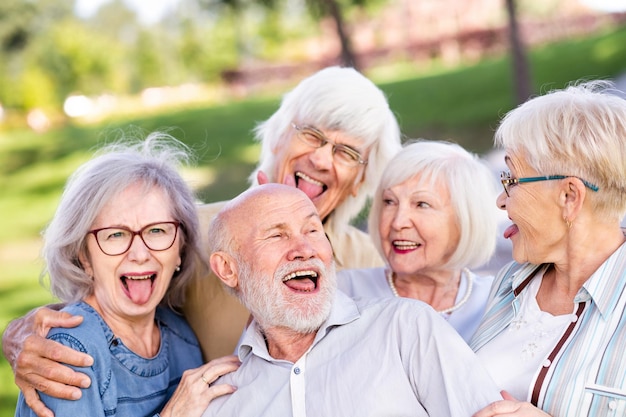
[235,255,336,334]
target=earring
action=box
[563,216,572,229]
[175,265,181,272]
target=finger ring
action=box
[201,375,210,385]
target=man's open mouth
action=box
[282,270,319,292]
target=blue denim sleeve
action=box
[14,331,109,417]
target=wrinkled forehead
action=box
[232,186,321,233]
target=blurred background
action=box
[1,0,626,412]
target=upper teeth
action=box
[296,172,324,187]
[283,270,318,281]
[125,275,152,280]
[394,241,418,249]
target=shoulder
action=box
[351,294,434,325]
[467,270,494,296]
[198,200,228,223]
[47,303,112,369]
[337,267,389,298]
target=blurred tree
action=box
[198,0,369,69]
[177,13,240,82]
[0,0,37,52]
[0,0,75,109]
[35,19,122,101]
[131,30,168,90]
[310,0,358,68]
[505,0,532,104]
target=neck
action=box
[262,326,317,363]
[84,296,160,358]
[537,222,625,314]
[387,268,472,314]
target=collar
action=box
[238,290,360,362]
[511,242,626,319]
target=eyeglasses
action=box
[500,171,599,197]
[291,123,367,167]
[87,221,180,256]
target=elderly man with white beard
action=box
[201,183,502,417]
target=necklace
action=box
[385,268,474,314]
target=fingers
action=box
[21,385,54,417]
[257,171,269,185]
[500,390,517,401]
[282,173,296,187]
[15,336,92,401]
[199,355,241,385]
[472,399,549,417]
[256,170,297,187]
[16,352,90,397]
[23,335,93,369]
[160,358,240,417]
[33,308,83,336]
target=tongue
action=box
[125,278,153,304]
[284,278,316,292]
[503,224,519,239]
[297,179,324,199]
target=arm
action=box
[159,355,240,417]
[472,391,553,417]
[2,305,94,417]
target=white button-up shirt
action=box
[202,291,501,417]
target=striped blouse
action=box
[470,242,626,416]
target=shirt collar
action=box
[579,241,626,319]
[510,242,626,319]
[237,290,360,361]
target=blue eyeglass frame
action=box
[500,171,599,197]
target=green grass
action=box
[1,23,626,415]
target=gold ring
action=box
[201,375,210,385]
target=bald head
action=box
[209,184,318,254]
[208,183,336,335]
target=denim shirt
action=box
[15,302,203,417]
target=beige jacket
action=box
[182,200,384,360]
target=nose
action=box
[496,190,507,210]
[287,234,317,261]
[126,234,151,262]
[390,204,411,230]
[309,143,334,170]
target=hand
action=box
[159,355,241,417]
[256,170,296,187]
[473,391,552,417]
[2,305,94,417]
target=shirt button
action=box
[571,314,578,323]
[608,401,617,410]
[294,367,301,375]
[542,359,551,368]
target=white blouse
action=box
[475,272,576,400]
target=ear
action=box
[78,250,93,277]
[210,251,239,289]
[560,177,586,221]
[350,168,366,197]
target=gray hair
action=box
[368,140,499,270]
[249,66,402,226]
[495,80,626,220]
[42,132,207,309]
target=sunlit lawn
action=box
[1,23,626,415]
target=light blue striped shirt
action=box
[470,242,626,416]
